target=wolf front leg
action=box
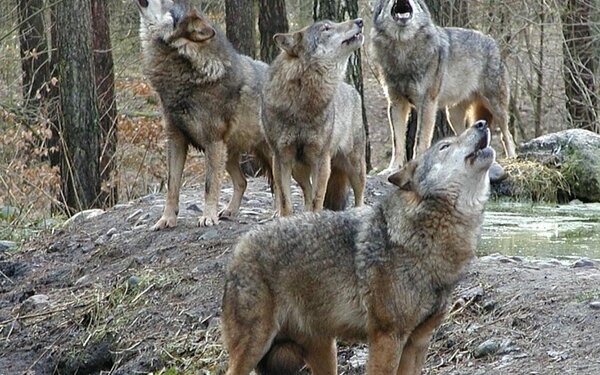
[272,147,295,216]
[367,331,407,375]
[309,149,331,212]
[397,311,445,375]
[219,151,246,219]
[383,98,411,173]
[200,140,227,226]
[414,97,439,157]
[152,128,188,231]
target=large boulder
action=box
[493,129,600,202]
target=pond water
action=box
[479,202,600,260]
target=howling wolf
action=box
[135,0,272,229]
[372,0,517,172]
[222,120,498,375]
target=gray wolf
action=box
[372,0,517,172]
[262,19,367,216]
[222,120,496,374]
[135,0,272,229]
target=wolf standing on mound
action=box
[135,0,272,230]
[262,19,367,216]
[372,0,517,172]
[222,121,497,375]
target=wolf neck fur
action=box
[382,190,481,281]
[271,54,347,115]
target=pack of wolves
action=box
[134,0,506,373]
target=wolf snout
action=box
[473,120,488,131]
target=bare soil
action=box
[1,175,599,375]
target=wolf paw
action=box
[218,208,237,220]
[198,215,219,227]
[152,215,177,231]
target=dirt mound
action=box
[1,176,599,374]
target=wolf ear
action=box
[274,32,302,57]
[388,160,417,191]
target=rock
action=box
[127,276,141,288]
[187,203,202,212]
[63,209,105,227]
[20,294,50,313]
[474,339,501,358]
[569,199,583,205]
[0,240,17,252]
[519,129,600,202]
[126,209,143,222]
[489,162,508,183]
[589,301,600,310]
[572,258,597,268]
[199,230,219,241]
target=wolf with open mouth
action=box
[372,0,517,174]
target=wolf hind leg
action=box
[304,337,337,375]
[292,163,313,212]
[447,101,472,135]
[220,151,246,219]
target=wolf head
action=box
[373,0,432,40]
[134,0,216,48]
[389,120,497,208]
[274,19,364,64]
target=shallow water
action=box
[479,202,600,260]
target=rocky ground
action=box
[1,176,599,375]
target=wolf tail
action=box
[324,166,349,211]
[256,340,305,375]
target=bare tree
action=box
[258,0,288,63]
[225,0,256,57]
[18,0,49,119]
[92,0,118,207]
[562,0,598,131]
[56,0,101,214]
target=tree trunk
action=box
[92,0,118,207]
[562,0,598,132]
[56,0,101,214]
[18,0,49,119]
[312,0,372,171]
[258,0,288,64]
[225,0,256,58]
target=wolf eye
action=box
[322,24,331,31]
[439,143,450,151]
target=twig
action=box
[131,283,155,304]
[0,269,14,285]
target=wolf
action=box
[372,0,517,173]
[222,120,497,375]
[135,0,272,229]
[262,19,367,216]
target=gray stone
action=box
[63,209,105,227]
[0,206,19,220]
[128,276,141,287]
[589,301,600,310]
[0,240,17,251]
[572,258,597,268]
[519,129,600,202]
[199,230,219,241]
[474,339,501,358]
